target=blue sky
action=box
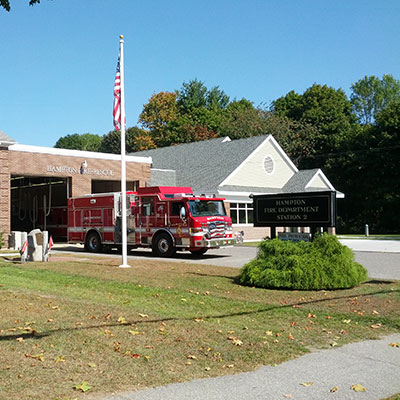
[1,0,399,147]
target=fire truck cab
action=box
[67,186,235,257]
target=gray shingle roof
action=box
[0,130,16,146]
[282,169,320,193]
[131,136,338,196]
[131,136,268,193]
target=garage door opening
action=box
[10,176,70,240]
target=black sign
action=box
[253,191,336,227]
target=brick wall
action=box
[0,148,10,248]
[2,149,151,247]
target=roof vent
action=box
[263,155,275,175]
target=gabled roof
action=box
[131,136,268,193]
[0,130,16,146]
[282,169,321,193]
[130,135,341,197]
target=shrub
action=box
[238,234,368,290]
[0,232,4,249]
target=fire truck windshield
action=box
[188,200,226,217]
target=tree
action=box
[139,91,179,132]
[99,127,153,154]
[1,0,40,11]
[54,133,102,152]
[177,79,208,114]
[350,74,400,124]
[177,79,230,114]
[272,84,356,164]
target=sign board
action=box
[278,232,311,242]
[253,191,336,227]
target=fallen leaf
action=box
[370,323,382,329]
[73,381,92,393]
[187,355,197,360]
[288,333,295,340]
[205,366,211,371]
[351,384,366,392]
[265,330,273,336]
[129,330,140,335]
[292,304,300,308]
[185,361,192,366]
[88,363,96,368]
[139,313,149,318]
[117,316,128,324]
[389,342,400,347]
[300,382,313,387]
[131,354,141,359]
[330,386,339,392]
[232,338,243,346]
[16,337,24,342]
[55,355,65,363]
[307,313,316,318]
[342,319,351,324]
[372,310,379,315]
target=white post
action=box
[119,35,130,268]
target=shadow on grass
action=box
[1,287,399,342]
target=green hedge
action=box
[238,234,368,290]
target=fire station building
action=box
[0,130,151,246]
[1,129,342,247]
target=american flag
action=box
[113,53,121,131]
[208,222,226,238]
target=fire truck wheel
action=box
[85,231,102,253]
[190,248,208,256]
[152,233,176,257]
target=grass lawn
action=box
[0,253,399,399]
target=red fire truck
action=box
[67,186,235,257]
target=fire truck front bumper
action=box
[194,238,236,248]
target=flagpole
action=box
[119,35,129,268]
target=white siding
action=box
[307,175,329,189]
[222,138,296,189]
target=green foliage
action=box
[272,84,356,159]
[177,79,229,114]
[350,74,400,124]
[54,133,102,152]
[1,0,40,11]
[238,235,368,290]
[334,101,400,233]
[99,126,153,154]
[0,232,4,249]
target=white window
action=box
[263,155,275,175]
[229,202,253,225]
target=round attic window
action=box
[263,155,274,175]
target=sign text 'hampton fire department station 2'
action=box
[252,191,337,227]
